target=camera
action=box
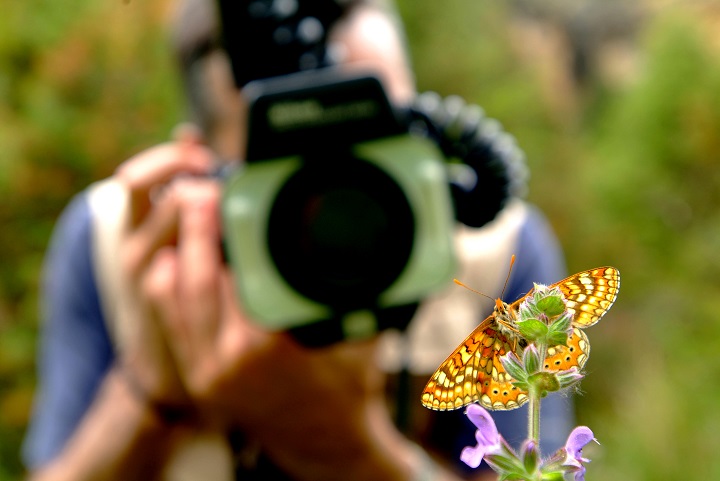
[215,0,528,345]
[221,68,457,344]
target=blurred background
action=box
[2,0,720,479]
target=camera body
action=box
[221,68,457,342]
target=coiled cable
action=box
[409,92,529,228]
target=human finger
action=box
[142,247,181,330]
[176,180,224,354]
[138,246,193,401]
[122,184,182,281]
[117,139,214,228]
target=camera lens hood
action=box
[408,92,529,228]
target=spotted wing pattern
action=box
[420,316,524,411]
[544,327,590,371]
[555,267,620,328]
[421,266,620,411]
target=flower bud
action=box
[499,351,528,383]
[556,367,585,390]
[521,440,539,473]
[522,344,541,375]
[548,311,573,334]
[547,313,572,348]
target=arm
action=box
[23,194,179,480]
[25,136,215,481]
[29,370,179,481]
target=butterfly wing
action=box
[539,267,619,375]
[551,266,620,328]
[544,327,590,372]
[531,267,618,374]
[421,266,620,412]
[421,312,528,411]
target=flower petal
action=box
[465,404,499,446]
[573,464,587,481]
[564,426,596,468]
[460,444,486,468]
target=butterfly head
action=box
[495,298,504,312]
[493,298,522,341]
[493,298,516,322]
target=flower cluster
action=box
[460,284,599,480]
[461,403,598,481]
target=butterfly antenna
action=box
[453,279,494,302]
[500,254,516,300]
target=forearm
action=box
[28,368,179,481]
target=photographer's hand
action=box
[29,131,217,481]
[115,126,215,413]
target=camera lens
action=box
[267,152,414,308]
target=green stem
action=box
[528,342,546,447]
[528,384,541,446]
[538,343,547,366]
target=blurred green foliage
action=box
[0,1,183,477]
[2,1,720,479]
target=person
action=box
[22,1,571,480]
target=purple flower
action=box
[460,404,502,468]
[563,426,597,481]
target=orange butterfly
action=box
[421,265,620,411]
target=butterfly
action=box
[421,264,620,411]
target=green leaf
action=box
[511,380,530,391]
[518,301,542,320]
[536,295,566,317]
[547,331,569,347]
[549,313,572,333]
[540,471,565,481]
[517,319,548,341]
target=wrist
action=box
[114,364,198,427]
